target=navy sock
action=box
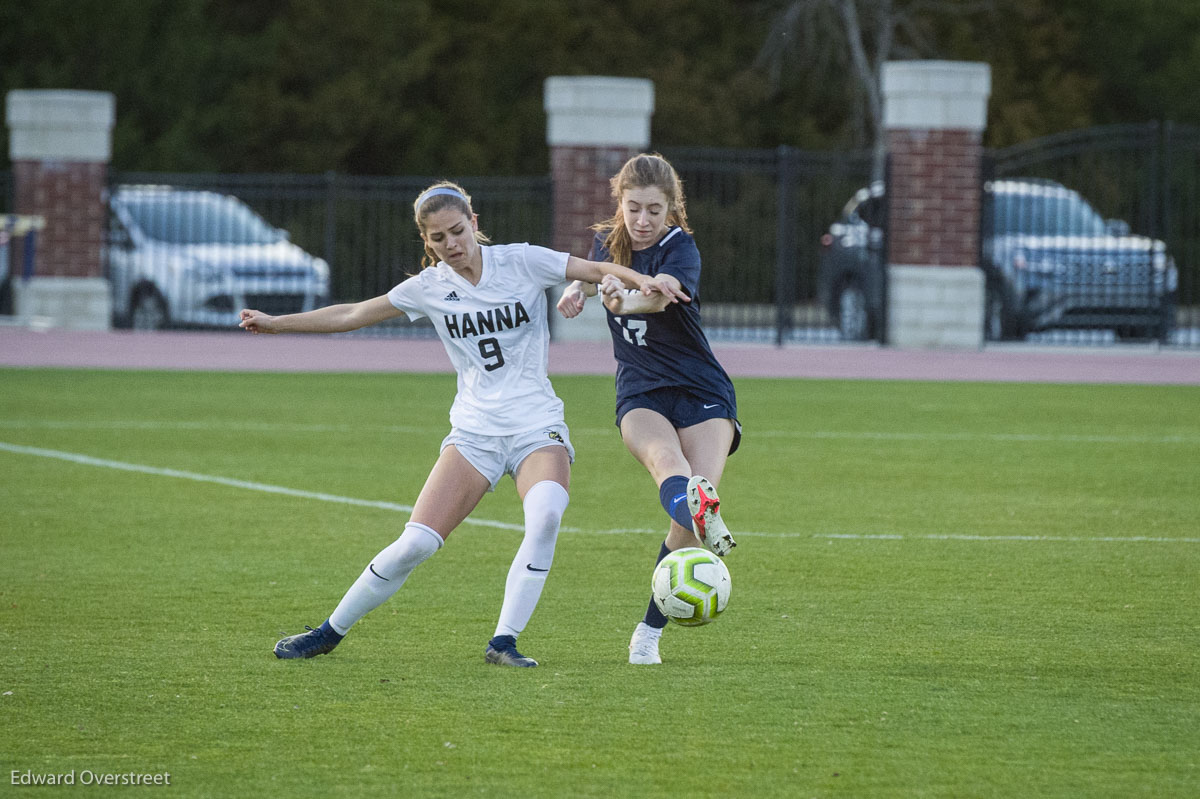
[318,619,344,641]
[488,634,516,651]
[642,541,672,629]
[658,475,693,531]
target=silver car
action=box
[107,186,330,329]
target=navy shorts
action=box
[616,386,741,456]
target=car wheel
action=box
[836,281,871,341]
[1156,295,1177,344]
[130,289,168,331]
[984,288,1018,341]
[984,292,1003,341]
[1115,324,1159,341]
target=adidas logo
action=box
[444,291,461,302]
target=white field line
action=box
[0,419,433,435]
[1,418,1198,445]
[2,440,1198,544]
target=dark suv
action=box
[818,179,1178,341]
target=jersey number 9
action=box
[479,337,505,371]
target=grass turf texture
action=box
[1,368,1197,798]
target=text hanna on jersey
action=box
[443,302,531,339]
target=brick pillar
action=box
[883,62,990,348]
[544,76,653,341]
[6,90,115,329]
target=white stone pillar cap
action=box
[6,89,116,161]
[544,76,654,148]
[883,61,990,131]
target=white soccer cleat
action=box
[687,475,736,557]
[628,622,663,665]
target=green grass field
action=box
[2,368,1198,797]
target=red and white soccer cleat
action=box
[687,475,736,557]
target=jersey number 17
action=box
[619,319,648,347]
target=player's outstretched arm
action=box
[565,257,690,305]
[239,295,405,334]
[600,272,688,315]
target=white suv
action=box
[107,185,330,329]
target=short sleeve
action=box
[387,274,427,321]
[520,244,570,289]
[660,234,702,296]
[588,233,607,262]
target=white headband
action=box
[416,186,468,209]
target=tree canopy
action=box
[2,0,1197,175]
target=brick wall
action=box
[549,145,638,258]
[11,159,107,278]
[886,128,983,267]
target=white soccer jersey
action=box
[387,243,569,435]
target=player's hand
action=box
[641,275,690,304]
[556,286,587,318]
[599,274,624,298]
[239,309,277,334]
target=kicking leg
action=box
[680,418,737,556]
[622,414,736,663]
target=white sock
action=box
[635,621,663,640]
[493,480,569,638]
[328,522,443,635]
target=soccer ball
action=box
[651,547,731,627]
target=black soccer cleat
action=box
[274,623,343,659]
[484,635,538,667]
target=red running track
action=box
[1,327,1198,384]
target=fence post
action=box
[774,146,798,346]
[323,170,338,284]
[1161,122,1172,248]
[1155,121,1176,342]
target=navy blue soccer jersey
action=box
[591,227,737,414]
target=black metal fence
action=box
[2,122,1197,348]
[662,146,874,344]
[111,157,866,344]
[2,161,861,340]
[1,169,15,312]
[103,172,551,335]
[670,128,1199,348]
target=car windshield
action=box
[992,189,1108,236]
[117,191,285,245]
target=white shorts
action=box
[441,422,575,491]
